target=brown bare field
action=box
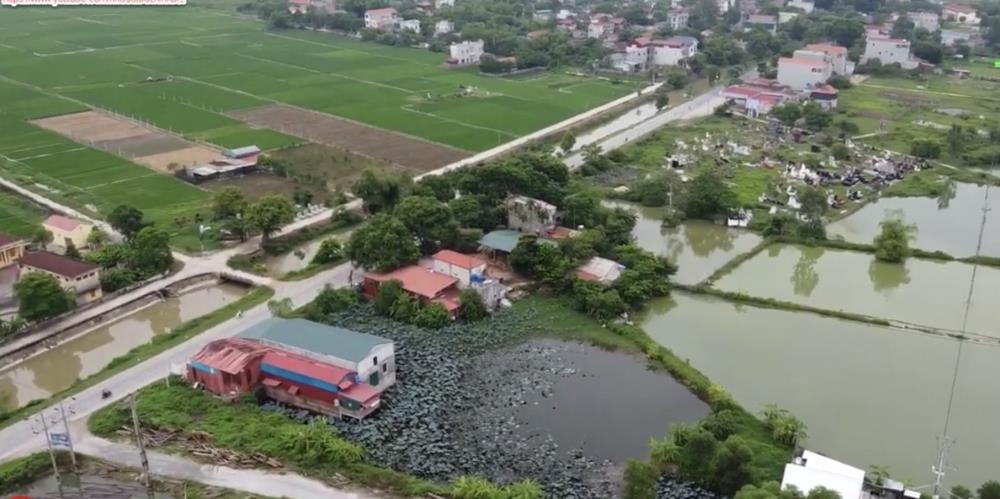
[32,110,221,173]
[269,143,412,192]
[229,104,469,172]
[201,172,329,202]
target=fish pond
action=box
[640,292,1000,488]
[713,244,1000,338]
[0,283,248,409]
[605,200,762,284]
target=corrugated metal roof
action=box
[432,249,485,269]
[43,214,84,232]
[261,350,354,394]
[238,318,391,364]
[366,265,458,299]
[20,251,98,278]
[480,229,523,253]
[190,338,268,374]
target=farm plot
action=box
[0,190,46,238]
[230,104,468,171]
[31,110,220,173]
[267,142,407,193]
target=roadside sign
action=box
[48,432,71,449]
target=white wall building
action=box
[781,450,866,499]
[862,36,918,69]
[632,36,699,67]
[942,4,979,25]
[364,7,399,30]
[666,9,690,30]
[941,28,977,46]
[399,18,421,32]
[777,55,832,90]
[805,42,852,75]
[576,256,624,285]
[785,0,814,13]
[908,11,940,32]
[506,195,558,235]
[434,20,454,35]
[434,0,454,7]
[431,250,487,287]
[448,39,485,65]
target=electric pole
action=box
[39,411,65,499]
[57,399,77,471]
[130,394,155,499]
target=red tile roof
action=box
[366,265,458,300]
[20,251,98,278]
[43,214,83,232]
[192,338,268,374]
[341,382,381,404]
[945,4,976,13]
[432,250,486,270]
[811,84,839,94]
[366,7,396,15]
[262,350,355,389]
[0,233,25,248]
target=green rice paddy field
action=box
[0,6,635,247]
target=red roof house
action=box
[363,264,461,316]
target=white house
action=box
[778,55,832,90]
[576,256,624,285]
[666,9,690,30]
[908,11,940,32]
[506,195,558,235]
[364,7,399,30]
[399,18,421,32]
[434,0,454,7]
[942,3,979,25]
[941,27,978,46]
[781,450,866,499]
[805,42,852,75]
[448,39,484,66]
[434,19,454,35]
[431,250,487,287]
[862,36,918,69]
[717,0,734,13]
[631,36,698,67]
[785,0,814,13]
[745,14,778,33]
[778,11,801,24]
[43,214,93,251]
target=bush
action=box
[457,288,488,322]
[311,238,343,265]
[622,460,659,499]
[910,139,942,159]
[412,303,451,329]
[309,286,358,317]
[100,267,140,293]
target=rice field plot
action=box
[0,190,46,238]
[0,6,637,153]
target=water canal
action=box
[827,182,1000,257]
[713,244,1000,337]
[0,282,247,409]
[639,292,1000,487]
[262,231,352,276]
[605,200,762,284]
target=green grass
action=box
[0,453,53,494]
[0,8,637,153]
[0,190,46,237]
[514,295,791,483]
[0,285,274,429]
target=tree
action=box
[561,191,605,229]
[353,169,406,213]
[831,143,850,160]
[828,75,852,90]
[656,92,670,111]
[947,124,967,156]
[127,226,173,275]
[346,213,420,272]
[449,197,482,228]
[797,186,827,239]
[978,481,1000,499]
[393,195,457,252]
[910,139,942,159]
[246,195,295,244]
[560,132,577,152]
[15,272,75,322]
[772,103,802,126]
[108,205,148,240]
[711,436,753,495]
[86,228,109,249]
[374,280,404,316]
[309,286,357,317]
[761,404,808,447]
[951,486,974,499]
[311,238,343,265]
[212,187,247,220]
[873,218,915,263]
[802,102,832,131]
[64,241,81,259]
[479,55,514,73]
[33,226,52,247]
[100,267,138,293]
[412,302,450,328]
[679,428,719,483]
[622,460,659,499]
[457,288,487,322]
[684,170,737,219]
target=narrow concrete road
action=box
[75,434,383,499]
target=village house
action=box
[506,195,558,235]
[287,0,308,14]
[941,27,979,46]
[188,318,395,420]
[781,450,921,499]
[809,84,839,109]
[785,0,814,13]
[666,9,689,30]
[862,35,918,69]
[744,14,778,33]
[399,18,421,32]
[804,42,853,75]
[721,78,799,117]
[43,214,92,252]
[908,11,940,32]
[0,234,28,268]
[717,0,734,13]
[19,251,102,303]
[430,250,506,309]
[942,4,979,25]
[434,19,453,35]
[364,7,399,30]
[448,39,484,66]
[363,265,461,317]
[777,51,833,90]
[778,11,801,24]
[588,14,625,40]
[576,256,624,285]
[627,36,699,68]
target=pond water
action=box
[827,183,1000,257]
[0,283,247,408]
[714,244,1000,338]
[263,231,351,275]
[502,338,709,463]
[639,292,1000,488]
[605,201,762,285]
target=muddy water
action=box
[0,283,247,408]
[605,201,762,284]
[639,292,1000,487]
[827,183,1000,257]
[713,244,1000,337]
[263,231,351,275]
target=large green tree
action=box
[108,205,148,240]
[353,169,407,214]
[246,195,295,244]
[684,170,737,219]
[346,214,419,272]
[393,195,458,252]
[212,187,248,220]
[15,272,75,322]
[873,218,915,263]
[126,226,173,275]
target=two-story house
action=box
[364,7,399,30]
[448,39,485,66]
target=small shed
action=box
[431,249,487,286]
[575,256,624,285]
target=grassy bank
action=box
[227,216,359,278]
[699,239,773,286]
[515,295,791,484]
[0,453,53,494]
[88,381,448,497]
[0,286,274,429]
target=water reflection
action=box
[0,283,247,407]
[790,245,823,297]
[869,260,911,294]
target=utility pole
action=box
[57,399,77,471]
[39,411,65,499]
[130,394,155,499]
